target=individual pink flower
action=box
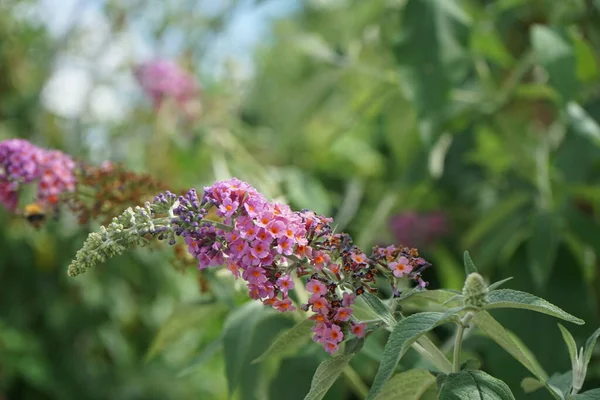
[306,279,327,297]
[334,307,353,322]
[342,293,356,307]
[310,297,329,313]
[218,197,239,218]
[325,324,344,343]
[276,236,294,255]
[243,266,267,284]
[389,256,413,278]
[273,298,295,312]
[350,323,367,338]
[276,275,294,293]
[324,341,339,355]
[311,251,330,271]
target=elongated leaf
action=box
[178,337,223,377]
[488,277,514,291]
[463,251,477,274]
[463,194,529,249]
[527,211,560,289]
[145,302,227,362]
[583,327,600,373]
[394,0,471,121]
[485,289,584,324]
[567,102,600,146]
[558,324,579,371]
[362,291,397,327]
[375,369,436,400]
[521,377,545,393]
[472,311,548,381]
[304,354,353,400]
[548,371,573,397]
[438,370,515,399]
[531,25,577,101]
[252,317,313,364]
[366,311,459,400]
[223,302,276,395]
[572,389,600,399]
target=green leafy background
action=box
[2,0,600,398]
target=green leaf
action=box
[573,34,599,82]
[548,371,573,397]
[567,102,600,147]
[223,302,275,396]
[531,25,577,101]
[485,289,585,324]
[462,194,529,249]
[304,354,353,400]
[583,327,600,376]
[361,291,397,328]
[178,337,223,377]
[394,0,471,119]
[521,377,545,393]
[374,369,437,400]
[488,277,514,291]
[463,250,478,275]
[438,370,515,399]
[145,301,226,362]
[527,211,560,289]
[558,324,579,371]
[366,311,459,400]
[282,168,332,216]
[252,318,313,364]
[571,389,600,399]
[472,311,548,381]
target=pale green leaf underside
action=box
[558,323,579,370]
[252,317,313,363]
[366,311,459,400]
[571,388,600,399]
[304,354,353,400]
[485,289,584,325]
[362,291,397,327]
[583,327,600,373]
[438,370,515,399]
[374,369,436,400]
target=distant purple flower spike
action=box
[389,211,448,248]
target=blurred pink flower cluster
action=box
[134,59,200,115]
[0,139,76,211]
[389,211,448,248]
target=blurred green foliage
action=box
[2,0,600,398]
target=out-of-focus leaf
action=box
[394,0,471,120]
[252,318,313,364]
[572,389,600,399]
[462,194,529,249]
[178,337,223,377]
[438,370,515,399]
[471,22,514,68]
[572,33,599,82]
[531,25,578,101]
[527,211,560,289]
[567,102,600,146]
[282,167,332,216]
[485,289,584,324]
[374,369,436,400]
[222,302,276,396]
[145,301,227,362]
[521,377,545,393]
[304,354,354,400]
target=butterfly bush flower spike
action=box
[68,178,433,354]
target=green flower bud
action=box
[462,273,488,309]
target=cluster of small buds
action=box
[68,202,163,277]
[0,139,76,211]
[389,211,448,248]
[134,59,200,116]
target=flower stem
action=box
[452,312,474,373]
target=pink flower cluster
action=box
[134,59,199,113]
[162,178,432,354]
[0,139,76,211]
